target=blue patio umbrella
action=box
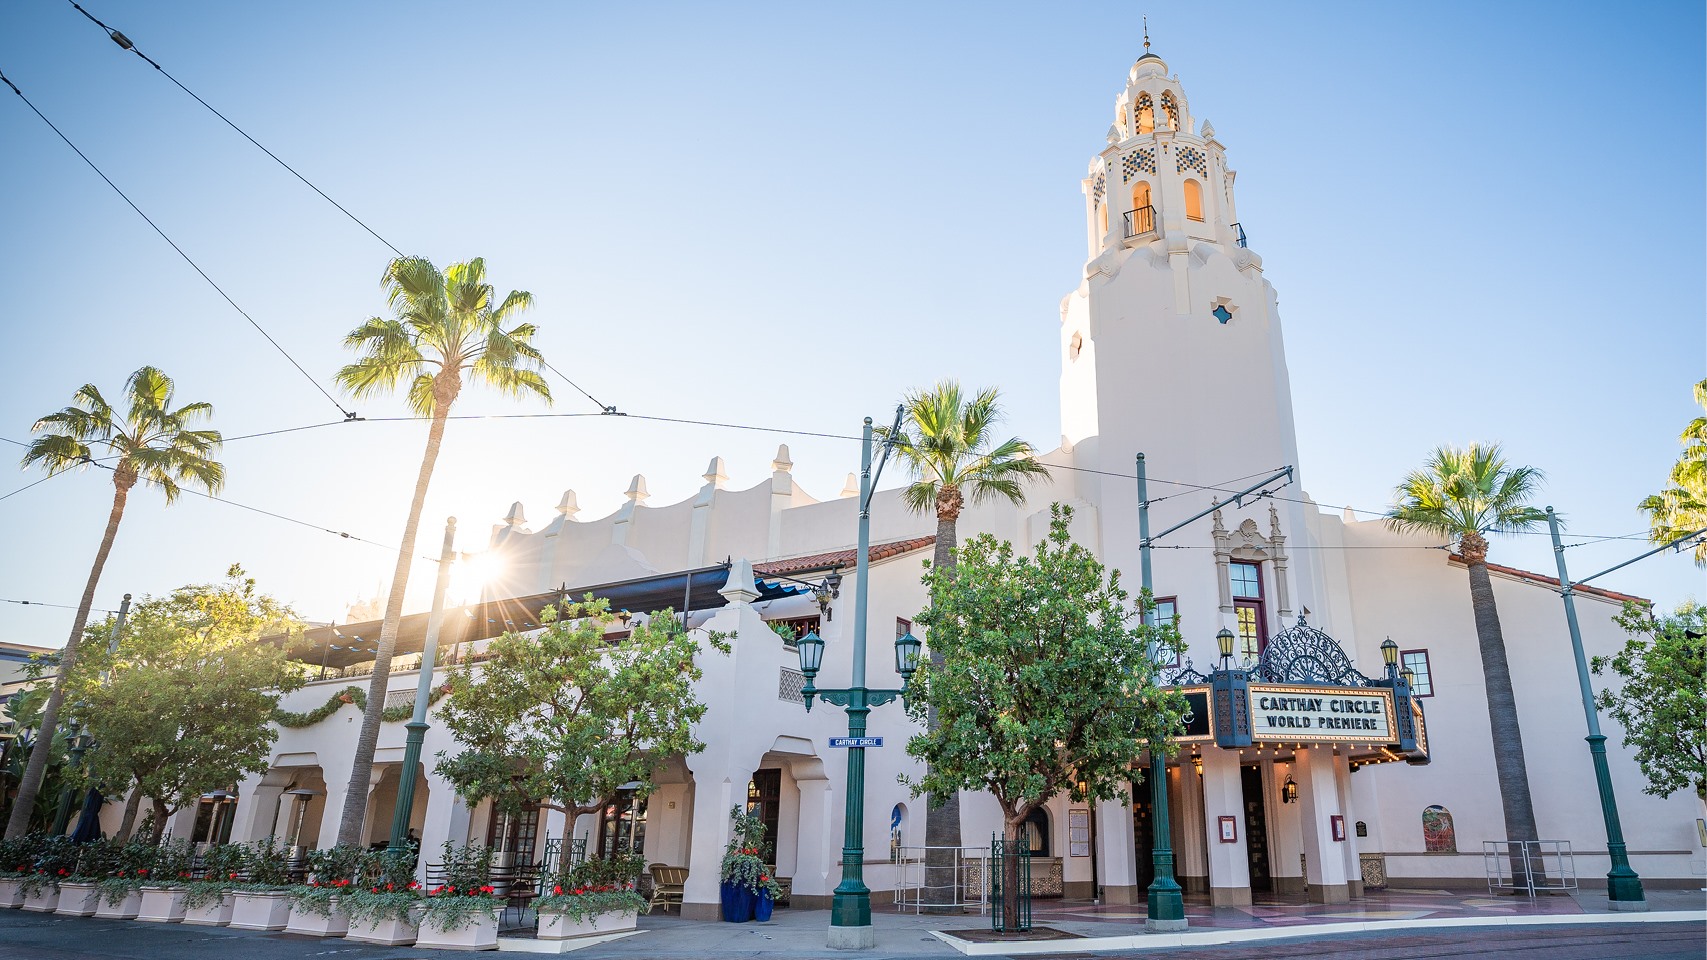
[69,788,104,843]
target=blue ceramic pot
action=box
[754,889,774,922]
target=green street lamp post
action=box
[50,721,93,836]
[793,412,922,951]
[1135,453,1292,933]
[388,516,459,854]
[1542,507,1704,911]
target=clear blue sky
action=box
[1,1,1701,647]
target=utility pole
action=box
[1546,508,1704,911]
[388,517,457,854]
[1137,454,1292,933]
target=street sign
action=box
[829,737,884,748]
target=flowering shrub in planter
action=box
[412,842,502,951]
[718,807,770,922]
[536,853,647,940]
[284,845,366,937]
[17,835,78,910]
[55,881,102,916]
[341,849,425,946]
[180,842,244,923]
[228,836,298,930]
[136,840,196,922]
[0,835,42,907]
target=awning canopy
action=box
[289,563,808,670]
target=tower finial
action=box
[1143,16,1150,55]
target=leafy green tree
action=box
[1639,378,1707,566]
[332,256,550,846]
[71,566,307,842]
[0,683,78,833]
[1593,602,1706,805]
[883,379,1050,906]
[1385,443,1549,851]
[902,505,1187,919]
[6,366,223,840]
[435,600,722,841]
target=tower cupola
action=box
[1082,43,1246,262]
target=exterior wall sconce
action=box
[1191,753,1203,776]
[1281,774,1299,804]
[1380,637,1399,678]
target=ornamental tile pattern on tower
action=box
[1177,146,1208,177]
[1123,149,1157,182]
[1093,170,1105,202]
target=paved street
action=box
[0,909,1699,960]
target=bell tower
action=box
[1058,42,1322,645]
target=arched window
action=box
[1422,805,1456,853]
[1129,182,1154,235]
[1097,202,1108,236]
[1136,93,1155,134]
[889,802,907,861]
[1023,808,1051,857]
[1183,179,1204,221]
[1159,91,1179,131]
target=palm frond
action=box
[888,380,1048,516]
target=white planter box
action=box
[94,887,144,919]
[538,906,638,940]
[344,908,420,946]
[285,897,349,937]
[55,881,100,916]
[182,891,234,926]
[228,890,293,931]
[413,905,501,951]
[0,877,24,908]
[137,886,188,922]
[20,883,60,912]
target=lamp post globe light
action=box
[791,411,918,951]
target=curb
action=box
[929,910,1707,955]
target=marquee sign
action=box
[1247,685,1394,742]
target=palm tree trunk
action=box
[921,507,961,911]
[335,403,453,848]
[4,476,131,840]
[1466,558,1542,885]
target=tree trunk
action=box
[999,816,1023,932]
[921,500,961,911]
[5,473,132,840]
[149,799,170,845]
[1465,553,1542,885]
[115,783,143,842]
[334,399,455,847]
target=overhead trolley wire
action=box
[62,0,617,417]
[0,67,355,420]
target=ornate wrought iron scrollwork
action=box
[1158,657,1210,686]
[1254,615,1380,687]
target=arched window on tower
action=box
[1159,91,1179,131]
[1183,179,1204,221]
[1097,201,1108,237]
[1129,182,1154,236]
[1136,93,1155,135]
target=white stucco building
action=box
[132,47,1701,917]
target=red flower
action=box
[57,868,67,876]
[553,885,563,895]
[229,872,238,880]
[385,883,394,891]
[480,885,494,895]
[138,869,148,876]
[759,875,768,883]
[447,884,456,893]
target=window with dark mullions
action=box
[1151,597,1180,665]
[1230,561,1267,660]
[1401,649,1433,697]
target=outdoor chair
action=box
[648,863,687,912]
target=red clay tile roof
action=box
[755,536,935,577]
[1447,554,1648,604]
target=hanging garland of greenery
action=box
[272,684,449,729]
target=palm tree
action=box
[886,380,1049,910]
[4,366,223,840]
[1639,378,1707,566]
[331,256,549,847]
[1385,443,1548,864]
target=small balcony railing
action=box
[1232,221,1248,248]
[1124,205,1157,239]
